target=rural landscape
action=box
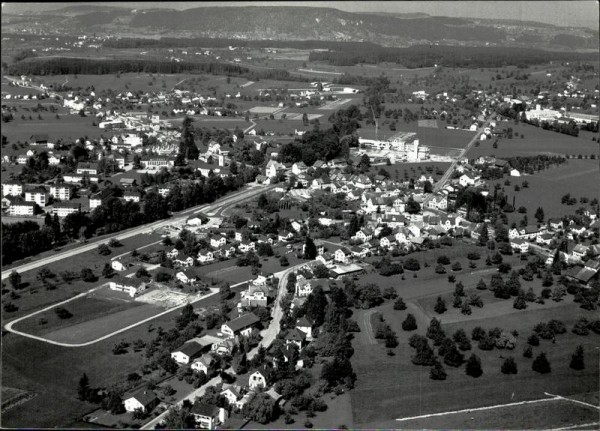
[1,1,599,430]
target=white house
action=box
[248,367,273,390]
[7,202,35,216]
[197,250,215,263]
[210,236,226,249]
[51,201,80,217]
[191,404,228,430]
[171,341,204,365]
[24,187,48,207]
[123,389,158,413]
[334,247,352,264]
[108,276,148,297]
[2,182,23,197]
[111,260,127,271]
[191,354,214,375]
[176,268,198,284]
[49,184,72,201]
[221,313,260,339]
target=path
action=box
[4,288,219,347]
[362,309,377,345]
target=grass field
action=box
[349,298,599,428]
[2,115,116,143]
[467,121,599,159]
[488,158,599,223]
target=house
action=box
[167,248,179,259]
[108,276,148,297]
[295,278,313,297]
[212,338,236,356]
[89,188,114,210]
[24,186,48,207]
[111,260,127,272]
[315,252,334,267]
[49,184,73,201]
[292,162,308,175]
[171,341,204,365]
[210,235,226,249]
[285,328,307,350]
[265,160,285,178]
[221,385,255,410]
[76,162,99,175]
[123,388,158,413]
[510,238,530,254]
[190,403,228,430]
[295,316,313,340]
[174,254,195,267]
[2,182,23,197]
[218,245,237,259]
[141,156,174,170]
[426,194,448,211]
[191,354,214,375]
[197,250,215,263]
[572,244,589,261]
[176,268,198,284]
[51,201,80,217]
[249,366,274,390]
[7,202,35,216]
[123,190,142,203]
[277,230,294,242]
[355,228,373,242]
[334,247,352,264]
[238,241,255,253]
[221,313,260,339]
[379,235,396,248]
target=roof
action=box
[191,403,220,417]
[31,133,49,141]
[174,341,204,358]
[224,313,260,333]
[126,388,157,407]
[110,275,147,287]
[285,328,307,342]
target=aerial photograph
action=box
[0,1,598,429]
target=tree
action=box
[393,297,407,310]
[426,318,446,345]
[569,345,585,370]
[513,294,527,310]
[434,297,447,314]
[9,271,21,289]
[80,267,96,282]
[412,341,436,366]
[55,307,73,319]
[501,357,518,374]
[444,345,465,367]
[465,354,483,377]
[523,345,533,358]
[102,263,115,278]
[461,301,472,315]
[430,360,447,380]
[403,258,420,271]
[98,243,111,255]
[402,313,417,331]
[303,236,317,259]
[453,329,472,351]
[405,196,421,214]
[532,352,551,374]
[161,406,194,429]
[534,207,545,223]
[103,391,124,415]
[77,373,90,401]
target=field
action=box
[349,296,599,428]
[488,158,599,223]
[467,121,599,159]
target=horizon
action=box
[1,1,599,30]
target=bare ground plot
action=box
[488,158,599,223]
[349,299,600,428]
[417,126,477,151]
[467,122,599,159]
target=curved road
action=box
[2,184,275,281]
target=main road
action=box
[1,183,275,280]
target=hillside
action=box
[1,5,597,51]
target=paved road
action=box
[248,261,310,359]
[141,375,222,430]
[424,114,495,205]
[1,184,274,281]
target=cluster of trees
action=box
[308,45,596,69]
[505,155,567,175]
[520,115,583,137]
[372,312,399,348]
[2,221,55,265]
[278,128,349,166]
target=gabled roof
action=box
[296,316,312,328]
[174,341,203,358]
[125,388,157,407]
[225,313,260,333]
[191,403,220,417]
[285,328,307,342]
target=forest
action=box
[308,45,598,68]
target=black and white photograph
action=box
[1,1,599,429]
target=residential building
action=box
[171,341,204,365]
[108,276,148,297]
[2,182,23,197]
[25,186,48,207]
[49,184,73,201]
[190,404,227,430]
[221,313,260,339]
[76,162,99,175]
[249,366,274,390]
[51,201,80,217]
[89,188,114,210]
[123,190,142,203]
[123,389,158,413]
[7,202,35,216]
[191,354,214,375]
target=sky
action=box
[2,1,599,30]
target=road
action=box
[423,114,494,206]
[248,261,310,359]
[141,375,222,430]
[1,184,275,281]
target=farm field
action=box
[1,115,116,143]
[487,158,599,223]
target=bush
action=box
[403,258,420,271]
[467,252,481,260]
[435,264,447,274]
[532,352,551,374]
[501,357,518,374]
[471,326,486,341]
[478,334,496,351]
[451,261,462,272]
[453,329,472,351]
[572,318,589,336]
[437,255,450,265]
[55,307,73,319]
[465,354,483,377]
[523,345,533,358]
[434,297,447,314]
[461,301,472,315]
[527,334,540,346]
[495,331,516,349]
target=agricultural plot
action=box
[2,115,117,143]
[318,98,353,110]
